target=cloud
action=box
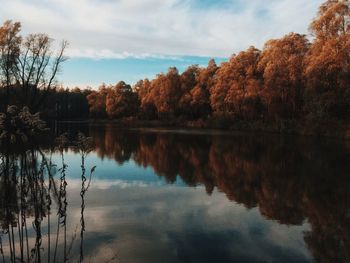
[66,178,166,189]
[0,0,324,58]
[68,185,312,263]
[65,48,184,60]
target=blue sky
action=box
[63,56,227,87]
[0,0,324,87]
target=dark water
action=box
[1,124,350,263]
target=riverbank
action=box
[57,118,350,140]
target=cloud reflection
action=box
[72,185,312,263]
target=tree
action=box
[0,21,21,109]
[17,34,68,110]
[49,87,90,119]
[106,81,139,118]
[78,0,348,123]
[305,0,350,119]
[150,67,181,119]
[178,65,200,118]
[0,20,68,111]
[86,84,109,118]
[258,33,310,119]
[135,79,158,119]
[310,0,350,40]
[211,47,263,120]
[190,59,217,119]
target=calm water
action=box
[1,124,350,263]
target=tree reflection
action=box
[0,133,95,263]
[90,125,350,262]
[2,123,349,262]
[74,132,94,263]
[0,149,50,262]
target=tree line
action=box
[86,0,350,123]
[0,0,350,124]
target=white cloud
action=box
[65,48,184,60]
[0,0,324,59]
[66,178,165,189]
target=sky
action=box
[0,0,324,88]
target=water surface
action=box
[1,124,350,262]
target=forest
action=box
[0,0,350,133]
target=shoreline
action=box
[55,118,350,140]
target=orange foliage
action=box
[211,46,263,119]
[106,81,139,118]
[305,0,350,119]
[86,84,109,118]
[258,33,310,118]
[85,0,350,122]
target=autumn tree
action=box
[106,81,139,118]
[148,67,182,119]
[87,84,109,118]
[211,47,263,120]
[305,0,350,119]
[310,0,350,40]
[135,78,158,119]
[188,59,217,119]
[258,33,310,119]
[177,65,200,118]
[81,0,350,124]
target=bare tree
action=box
[0,21,21,108]
[0,20,68,111]
[15,34,68,110]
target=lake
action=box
[1,123,350,263]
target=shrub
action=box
[0,106,47,145]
